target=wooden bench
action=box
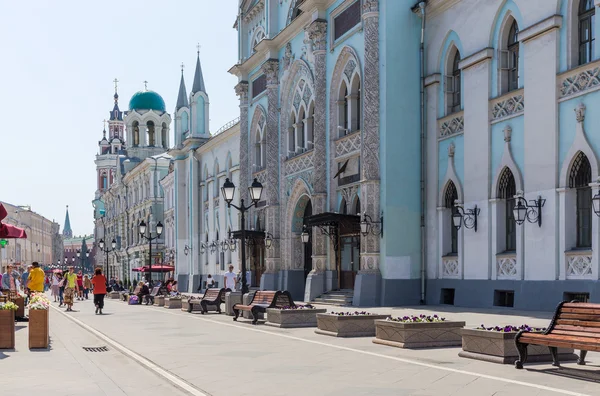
[515,301,600,369]
[233,290,295,324]
[144,287,162,305]
[188,288,230,314]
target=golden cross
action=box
[143,80,148,90]
[113,78,119,92]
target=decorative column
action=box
[356,0,381,306]
[262,59,281,290]
[235,81,249,204]
[304,20,329,300]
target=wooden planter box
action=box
[266,308,327,328]
[182,299,203,312]
[315,314,390,337]
[459,328,578,364]
[164,298,182,309]
[373,320,465,348]
[0,310,15,349]
[153,296,165,307]
[29,309,49,349]
[14,296,25,318]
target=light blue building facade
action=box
[232,0,422,306]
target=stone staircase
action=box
[313,289,354,306]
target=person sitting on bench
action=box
[137,281,150,305]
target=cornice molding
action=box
[518,15,563,43]
[458,48,494,70]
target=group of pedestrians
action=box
[47,266,108,314]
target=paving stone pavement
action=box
[0,302,189,396]
[25,295,599,396]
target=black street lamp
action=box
[452,202,480,232]
[511,191,545,227]
[75,249,90,273]
[221,177,263,295]
[138,220,163,285]
[98,238,117,278]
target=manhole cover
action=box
[82,346,109,352]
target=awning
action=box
[305,212,360,236]
[132,265,174,273]
[0,203,28,239]
[229,230,266,240]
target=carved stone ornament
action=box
[307,20,327,52]
[503,125,512,142]
[234,81,249,101]
[575,102,586,123]
[283,42,294,71]
[448,142,455,158]
[362,0,379,13]
[262,60,279,86]
[560,66,600,98]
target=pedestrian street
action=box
[3,294,599,396]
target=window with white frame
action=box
[579,0,596,65]
[288,80,315,157]
[499,19,520,94]
[336,70,361,138]
[570,152,592,248]
[254,116,266,170]
[498,168,516,252]
[445,49,462,115]
[444,181,458,255]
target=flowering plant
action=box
[0,301,19,311]
[27,293,50,310]
[167,293,182,300]
[329,311,375,316]
[476,324,546,332]
[387,314,446,323]
[278,304,315,310]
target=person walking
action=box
[63,266,77,311]
[27,262,45,294]
[76,271,84,300]
[91,267,107,314]
[51,272,60,302]
[1,264,20,292]
[57,273,65,306]
[83,275,92,300]
[224,265,237,291]
[20,266,31,292]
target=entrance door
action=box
[339,236,359,289]
[251,244,264,288]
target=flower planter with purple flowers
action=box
[373,315,465,349]
[266,305,327,328]
[315,311,391,337]
[459,325,578,364]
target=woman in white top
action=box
[51,273,60,302]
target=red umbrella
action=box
[131,267,146,272]
[0,203,27,239]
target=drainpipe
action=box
[415,1,427,305]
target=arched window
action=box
[337,82,349,137]
[289,113,297,155]
[297,106,306,152]
[498,168,516,252]
[450,51,461,114]
[147,121,155,147]
[445,181,458,254]
[251,28,265,54]
[288,0,305,24]
[579,0,595,65]
[307,101,314,149]
[161,122,168,149]
[133,121,140,147]
[354,197,361,215]
[340,198,348,214]
[350,74,361,132]
[570,152,592,248]
[506,20,520,93]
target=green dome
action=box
[128,90,166,112]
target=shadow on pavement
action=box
[527,366,600,383]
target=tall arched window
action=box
[507,20,519,92]
[213,162,220,198]
[570,152,592,248]
[289,113,297,155]
[579,0,595,65]
[498,168,516,252]
[147,121,155,147]
[133,121,140,147]
[307,102,314,149]
[445,181,458,254]
[255,130,263,169]
[451,52,461,114]
[340,198,348,214]
[161,122,168,148]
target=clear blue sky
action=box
[0,0,239,236]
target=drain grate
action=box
[82,346,109,352]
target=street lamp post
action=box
[98,238,117,278]
[221,178,263,295]
[138,220,163,286]
[75,249,90,273]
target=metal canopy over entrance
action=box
[305,212,360,289]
